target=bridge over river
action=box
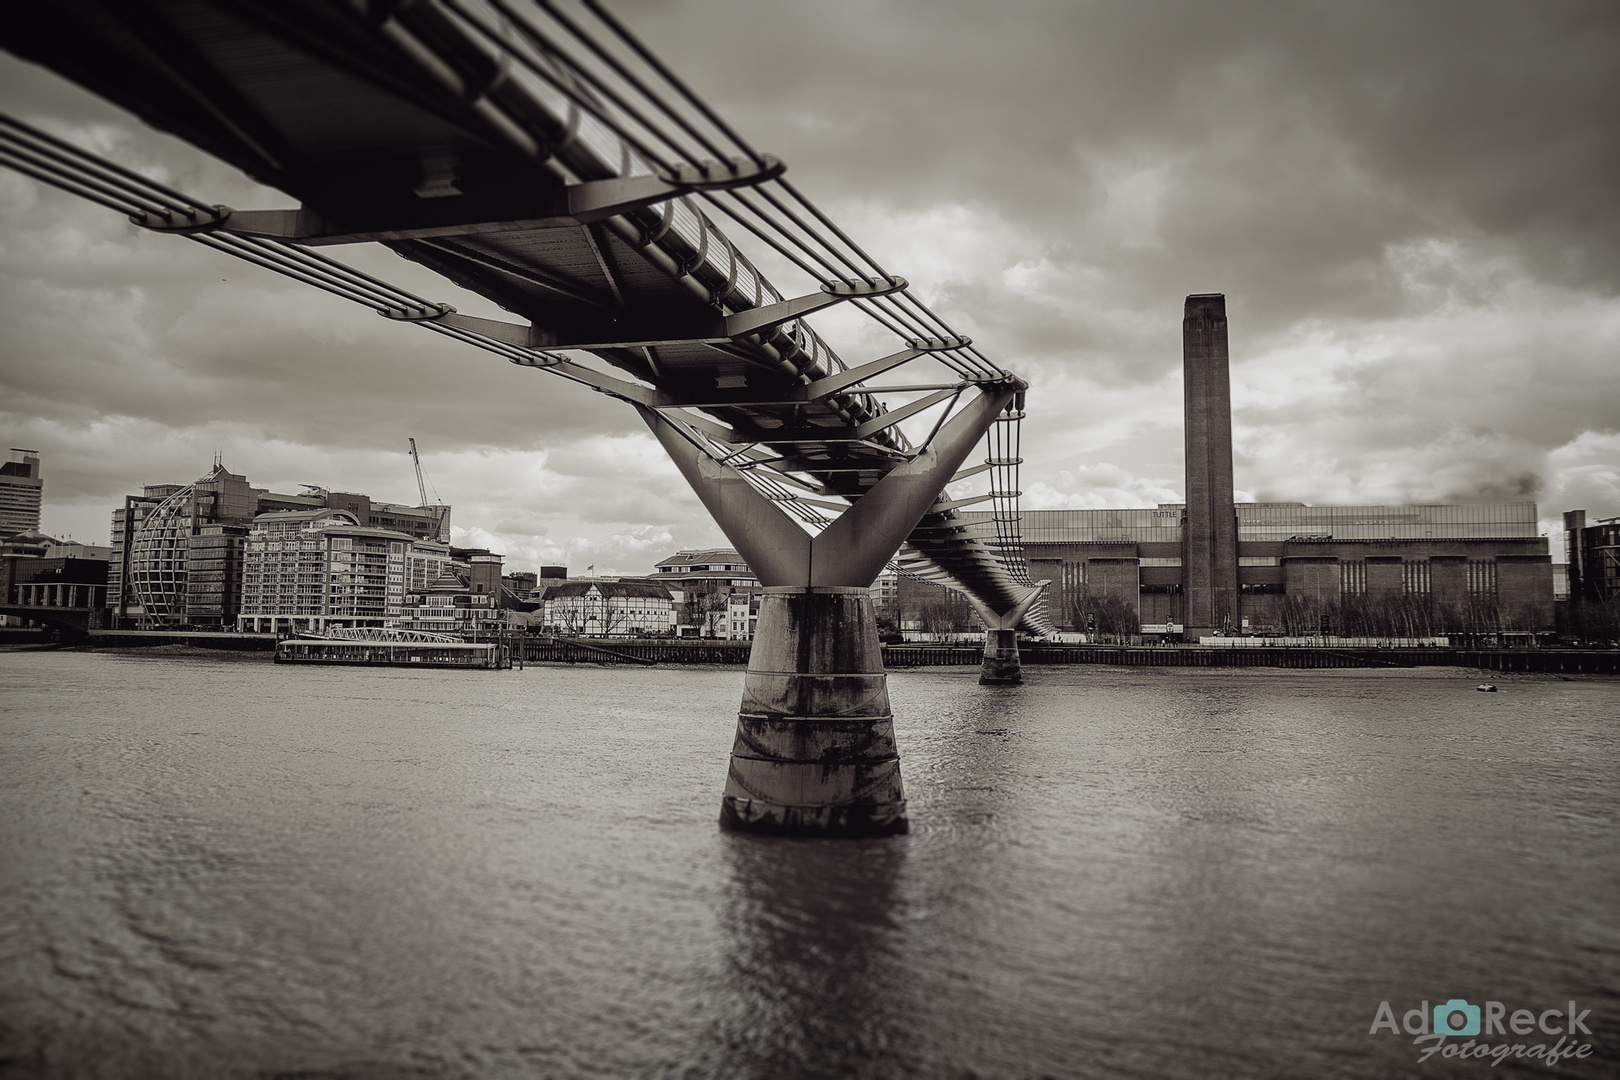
[1,0,1064,835]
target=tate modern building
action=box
[1003,295,1554,640]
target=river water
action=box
[1,650,1616,1079]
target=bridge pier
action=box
[966,582,1048,686]
[639,384,1018,837]
[979,628,1023,685]
[721,586,906,835]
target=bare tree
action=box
[599,594,631,636]
[914,589,973,633]
[1062,589,1141,642]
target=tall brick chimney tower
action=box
[1182,294,1239,638]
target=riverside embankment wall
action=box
[516,638,1619,674]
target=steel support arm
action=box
[639,385,1018,588]
[964,580,1051,631]
[721,278,907,339]
[638,405,812,587]
[806,341,952,396]
[133,156,787,244]
[931,493,994,512]
[383,277,905,349]
[810,385,1019,587]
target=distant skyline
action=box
[3,1,1617,574]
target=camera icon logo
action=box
[1433,999,1481,1036]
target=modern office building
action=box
[0,449,44,537]
[237,508,508,636]
[995,294,1554,640]
[1561,510,1620,642]
[237,509,413,634]
[1564,510,1620,603]
[110,463,266,626]
[109,460,453,628]
[304,489,449,543]
[182,524,250,628]
[111,477,226,627]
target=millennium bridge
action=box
[2,0,1054,836]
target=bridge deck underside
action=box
[4,0,1047,630]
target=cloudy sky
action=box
[2,1,1617,572]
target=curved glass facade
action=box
[128,484,196,627]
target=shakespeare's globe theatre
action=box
[128,484,196,627]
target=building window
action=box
[1340,560,1366,595]
[1403,561,1431,594]
[1238,556,1279,567]
[1467,560,1497,596]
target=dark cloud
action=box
[637,1,1620,290]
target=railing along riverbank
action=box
[1016,646,1620,673]
[512,638,1619,674]
[26,630,1614,673]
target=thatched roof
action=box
[545,581,673,600]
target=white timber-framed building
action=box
[543,581,675,637]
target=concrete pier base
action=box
[719,586,908,837]
[979,627,1022,685]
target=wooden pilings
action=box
[515,637,751,664]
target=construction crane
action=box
[408,438,448,541]
[408,438,430,507]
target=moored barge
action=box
[276,628,507,669]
